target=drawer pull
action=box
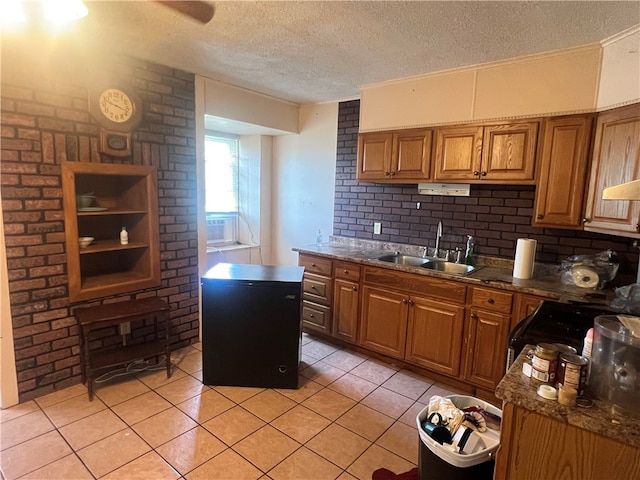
[309,313,315,318]
[311,263,317,267]
[343,269,348,274]
[488,298,495,305]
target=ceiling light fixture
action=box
[1,0,88,25]
[1,0,27,24]
[42,0,88,23]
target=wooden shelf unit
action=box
[75,297,171,401]
[62,162,161,302]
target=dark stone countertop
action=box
[293,236,616,304]
[495,345,640,449]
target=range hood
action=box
[602,179,640,200]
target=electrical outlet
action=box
[374,222,382,235]
[118,321,131,335]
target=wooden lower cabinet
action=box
[463,307,511,390]
[359,286,408,359]
[332,278,359,343]
[495,403,640,480]
[405,297,465,376]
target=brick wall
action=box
[334,100,637,274]
[1,55,199,402]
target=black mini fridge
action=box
[201,263,304,389]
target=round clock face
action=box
[98,88,134,123]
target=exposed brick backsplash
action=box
[1,56,199,402]
[334,100,638,276]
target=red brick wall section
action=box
[1,56,199,402]
[334,100,637,274]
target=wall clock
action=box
[89,85,143,131]
[89,85,143,156]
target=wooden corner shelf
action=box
[62,162,161,303]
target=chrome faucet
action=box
[434,221,443,258]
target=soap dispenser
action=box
[464,235,475,266]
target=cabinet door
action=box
[359,286,408,359]
[511,294,545,332]
[533,115,593,228]
[356,132,393,181]
[405,296,465,376]
[391,128,432,180]
[481,122,538,182]
[332,279,359,343]
[584,104,640,235]
[464,308,510,390]
[433,125,484,181]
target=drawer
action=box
[302,301,331,332]
[470,287,513,314]
[334,261,361,281]
[303,273,332,305]
[299,254,332,276]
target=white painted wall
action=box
[598,26,640,109]
[272,103,339,265]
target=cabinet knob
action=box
[390,172,396,176]
[311,263,317,267]
[343,269,348,274]
[471,313,478,319]
[309,313,315,318]
[385,171,391,176]
[408,299,413,306]
[582,218,590,224]
[537,214,544,220]
[488,298,495,305]
[402,298,408,304]
[481,171,487,177]
[473,171,480,176]
[311,285,317,290]
[636,224,639,232]
[352,286,358,291]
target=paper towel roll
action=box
[513,238,537,279]
[571,266,599,288]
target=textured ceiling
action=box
[5,1,640,105]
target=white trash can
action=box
[416,395,501,480]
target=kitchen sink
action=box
[375,253,476,275]
[421,261,475,275]
[376,254,430,267]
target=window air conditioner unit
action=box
[206,216,236,244]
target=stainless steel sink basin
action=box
[376,254,430,267]
[421,261,475,275]
[376,253,476,275]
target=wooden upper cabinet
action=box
[357,129,432,182]
[584,104,640,236]
[533,115,594,228]
[482,122,538,182]
[392,129,432,180]
[434,121,538,183]
[357,132,393,180]
[433,125,484,181]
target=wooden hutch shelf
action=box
[62,162,161,302]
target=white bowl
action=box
[79,237,94,248]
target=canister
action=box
[556,353,589,397]
[530,343,559,384]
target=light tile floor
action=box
[0,333,465,480]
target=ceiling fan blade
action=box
[155,1,215,24]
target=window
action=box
[204,134,239,246]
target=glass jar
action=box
[530,343,560,385]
